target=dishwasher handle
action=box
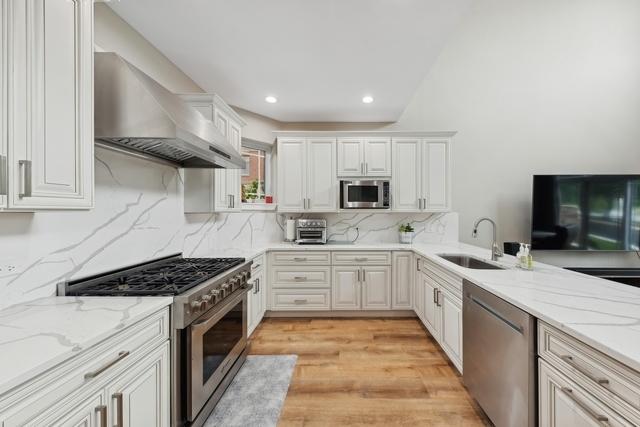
[470,294,524,334]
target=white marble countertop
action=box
[212,241,640,372]
[0,296,172,396]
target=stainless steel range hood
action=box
[94,52,245,169]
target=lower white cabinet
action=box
[539,359,634,427]
[331,265,391,310]
[0,308,171,427]
[414,260,463,372]
[392,252,413,309]
[248,258,266,336]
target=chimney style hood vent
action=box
[94,52,245,169]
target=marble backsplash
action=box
[0,148,458,309]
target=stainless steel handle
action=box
[257,278,260,293]
[560,387,609,423]
[362,268,366,283]
[436,289,442,307]
[253,278,259,294]
[293,299,307,304]
[433,287,438,304]
[416,259,420,271]
[360,162,364,175]
[293,276,307,281]
[293,257,307,262]
[253,264,261,270]
[357,269,361,282]
[113,392,124,427]
[365,162,368,175]
[18,160,32,198]
[95,405,107,427]
[560,355,610,386]
[355,257,368,262]
[470,295,524,334]
[0,155,7,195]
[423,197,428,209]
[84,351,130,379]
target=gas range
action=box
[57,254,253,427]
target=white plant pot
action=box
[399,232,414,244]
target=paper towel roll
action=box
[285,219,296,241]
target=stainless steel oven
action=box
[340,180,390,209]
[186,289,247,423]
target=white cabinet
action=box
[104,342,171,427]
[422,274,440,338]
[337,137,391,177]
[439,287,463,367]
[277,137,337,212]
[414,260,425,323]
[179,93,245,213]
[392,137,451,212]
[3,0,94,210]
[392,252,413,309]
[331,265,391,310]
[539,360,633,427]
[30,389,105,427]
[362,266,391,310]
[248,256,266,336]
[332,266,361,310]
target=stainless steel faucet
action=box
[472,217,503,261]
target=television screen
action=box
[531,175,640,251]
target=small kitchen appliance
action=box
[340,179,390,209]
[295,219,327,244]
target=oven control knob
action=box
[189,300,202,313]
[201,295,212,304]
[209,289,221,302]
[221,282,231,296]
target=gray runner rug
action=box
[204,355,297,427]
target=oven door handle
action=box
[190,288,247,333]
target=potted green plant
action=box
[399,223,415,244]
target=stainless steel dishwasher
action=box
[463,280,536,427]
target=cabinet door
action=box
[29,389,105,427]
[362,266,391,310]
[277,139,306,211]
[337,138,364,176]
[9,0,94,209]
[363,138,391,176]
[248,271,264,336]
[391,138,421,211]
[422,139,450,211]
[392,252,413,309]
[105,342,170,427]
[414,262,425,321]
[422,275,441,338]
[307,138,337,211]
[0,0,6,209]
[332,267,360,310]
[539,360,632,427]
[439,288,463,370]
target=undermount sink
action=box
[437,254,506,270]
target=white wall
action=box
[94,4,202,93]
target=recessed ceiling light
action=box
[265,96,278,104]
[362,95,374,104]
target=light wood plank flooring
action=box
[249,318,491,426]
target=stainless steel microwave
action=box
[340,180,390,209]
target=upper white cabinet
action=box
[392,137,451,212]
[337,137,391,177]
[2,0,94,210]
[277,137,337,212]
[179,93,245,213]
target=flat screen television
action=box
[531,175,640,251]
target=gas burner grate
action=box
[65,257,245,297]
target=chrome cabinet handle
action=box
[293,257,307,262]
[294,299,307,304]
[113,392,124,427]
[357,269,361,282]
[360,162,364,175]
[416,259,420,271]
[0,155,7,195]
[95,405,107,427]
[252,264,261,270]
[355,257,368,262]
[560,387,609,423]
[84,351,130,379]
[437,290,442,307]
[18,160,32,198]
[433,287,438,304]
[560,355,610,386]
[362,268,366,283]
[257,278,260,293]
[293,276,307,281]
[365,162,368,175]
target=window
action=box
[240,140,271,204]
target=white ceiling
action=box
[109,0,471,122]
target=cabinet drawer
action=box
[270,266,331,288]
[421,257,463,295]
[251,254,265,273]
[539,321,640,425]
[270,251,330,265]
[539,359,634,427]
[0,308,169,426]
[271,289,331,310]
[332,251,391,265]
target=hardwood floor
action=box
[249,318,491,426]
